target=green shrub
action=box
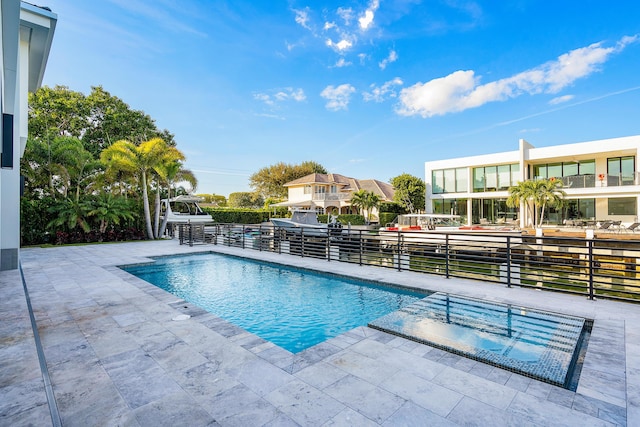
[379,202,406,213]
[379,212,399,227]
[201,207,270,224]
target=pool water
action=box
[369,292,589,389]
[121,253,426,353]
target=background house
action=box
[273,173,395,221]
[425,135,640,228]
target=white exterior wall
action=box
[0,2,55,270]
[425,135,640,228]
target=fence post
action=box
[506,236,511,288]
[397,231,402,271]
[445,234,450,278]
[188,223,193,247]
[588,239,595,300]
[258,225,262,251]
[242,225,245,249]
[359,230,363,266]
[327,231,331,262]
[301,230,305,258]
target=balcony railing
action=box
[556,173,639,188]
[312,193,351,201]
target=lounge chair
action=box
[597,220,613,230]
[624,222,640,233]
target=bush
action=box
[318,214,365,225]
[201,207,270,224]
[379,212,399,227]
[379,202,406,214]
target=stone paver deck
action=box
[2,240,638,426]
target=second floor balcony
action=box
[311,192,352,201]
[559,173,640,189]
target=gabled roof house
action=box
[273,173,395,219]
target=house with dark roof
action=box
[272,173,395,220]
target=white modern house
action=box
[425,135,640,228]
[1,1,56,270]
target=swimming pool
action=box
[121,253,426,353]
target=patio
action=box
[1,240,638,426]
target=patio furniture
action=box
[597,220,613,231]
[623,222,640,233]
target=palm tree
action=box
[349,190,381,224]
[88,193,136,234]
[507,178,565,228]
[47,198,93,233]
[101,138,175,239]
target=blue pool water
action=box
[122,253,426,353]
[370,292,588,389]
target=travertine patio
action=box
[2,240,638,426]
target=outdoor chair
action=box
[597,220,613,231]
[624,222,640,233]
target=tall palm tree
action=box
[101,138,174,239]
[507,178,565,227]
[349,190,381,224]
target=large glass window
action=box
[473,168,485,192]
[432,167,469,194]
[608,156,635,186]
[608,197,637,215]
[471,198,517,224]
[562,199,595,220]
[533,160,595,188]
[455,168,468,192]
[472,164,519,192]
[432,198,468,223]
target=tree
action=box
[349,190,381,224]
[249,161,327,198]
[28,85,175,157]
[228,192,264,208]
[101,138,180,239]
[88,193,136,234]
[390,173,425,213]
[507,178,566,227]
[195,194,227,206]
[47,198,93,233]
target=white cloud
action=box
[549,94,574,105]
[359,0,380,30]
[326,38,353,52]
[321,84,356,111]
[293,8,311,30]
[324,21,336,30]
[337,7,354,25]
[334,58,352,68]
[379,50,398,70]
[396,35,638,118]
[254,88,306,107]
[363,78,404,102]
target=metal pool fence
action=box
[177,223,640,303]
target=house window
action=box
[608,197,637,215]
[608,156,635,186]
[315,186,326,194]
[472,164,518,192]
[330,185,337,193]
[432,167,469,194]
[304,185,311,194]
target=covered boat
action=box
[160,195,212,224]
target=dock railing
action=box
[178,223,640,303]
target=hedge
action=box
[317,214,365,225]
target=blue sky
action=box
[40,0,640,197]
